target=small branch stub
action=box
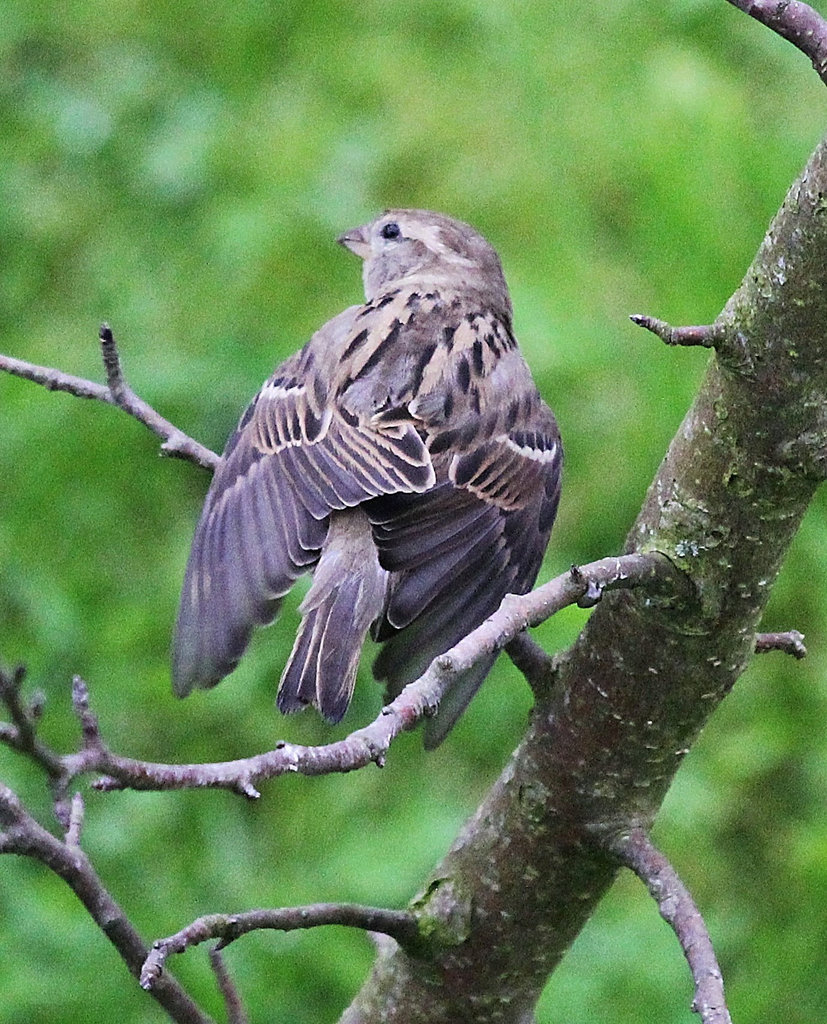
[570,564,605,607]
[99,323,127,402]
[630,314,716,348]
[754,630,807,659]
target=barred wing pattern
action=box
[173,334,435,698]
[173,286,561,743]
[370,410,561,746]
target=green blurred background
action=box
[2,1,826,1020]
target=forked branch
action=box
[0,325,218,470]
[1,553,680,803]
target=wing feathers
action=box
[370,398,562,737]
[174,282,562,744]
[172,337,431,698]
[379,512,505,630]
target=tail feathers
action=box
[278,582,367,722]
[278,510,387,723]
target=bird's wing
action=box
[371,411,561,639]
[172,317,435,697]
[367,318,562,746]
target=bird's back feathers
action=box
[173,210,562,744]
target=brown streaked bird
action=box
[173,209,562,747]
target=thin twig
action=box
[0,666,83,826]
[3,553,680,799]
[142,904,420,991]
[0,350,114,400]
[630,315,716,348]
[64,792,85,847]
[208,947,249,1024]
[0,783,215,1024]
[0,327,218,471]
[755,629,807,658]
[72,675,105,751]
[99,323,128,402]
[610,828,732,1024]
[725,0,827,85]
[0,665,64,782]
[505,632,558,697]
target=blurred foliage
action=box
[1,0,826,1021]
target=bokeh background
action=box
[2,1,826,1021]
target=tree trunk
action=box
[341,136,827,1024]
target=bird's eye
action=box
[380,222,401,240]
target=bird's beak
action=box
[337,224,371,259]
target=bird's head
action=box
[338,209,511,316]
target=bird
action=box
[172,209,562,747]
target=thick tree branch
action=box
[725,0,827,84]
[2,555,678,804]
[0,783,214,1024]
[341,126,827,1024]
[0,326,218,471]
[141,904,420,992]
[611,829,732,1024]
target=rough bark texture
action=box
[340,138,827,1023]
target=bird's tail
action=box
[278,510,387,723]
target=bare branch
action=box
[610,829,732,1024]
[0,783,215,1024]
[208,947,249,1024]
[630,315,716,348]
[505,632,557,697]
[754,629,807,658]
[0,665,64,784]
[726,0,827,85]
[141,904,420,992]
[71,675,106,751]
[0,327,218,471]
[64,792,85,847]
[96,325,218,467]
[4,552,679,799]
